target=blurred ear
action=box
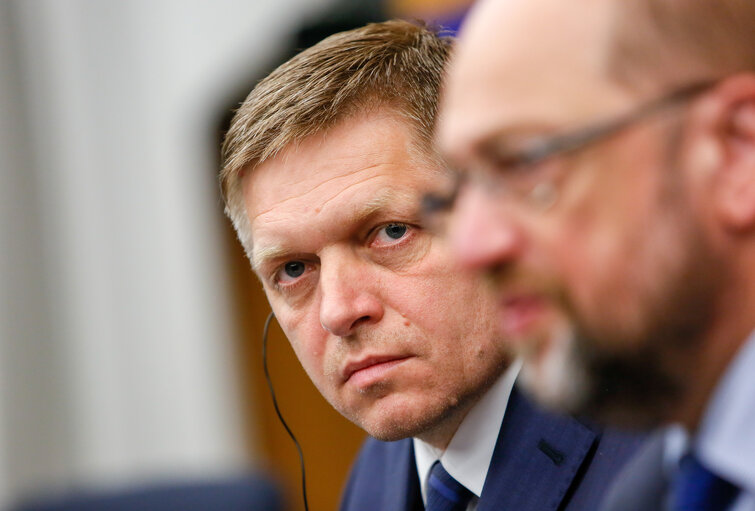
[693,74,755,232]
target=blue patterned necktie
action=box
[426,461,474,511]
[671,453,741,511]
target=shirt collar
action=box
[695,329,755,493]
[414,359,522,503]
[662,424,689,477]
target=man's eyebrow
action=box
[250,188,420,272]
[360,189,417,216]
[251,243,288,272]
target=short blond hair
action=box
[220,20,451,256]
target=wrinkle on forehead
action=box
[248,162,389,222]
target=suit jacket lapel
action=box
[477,385,598,511]
[383,439,423,511]
[598,431,668,511]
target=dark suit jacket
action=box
[341,385,643,511]
[598,431,669,511]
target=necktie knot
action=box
[672,453,740,511]
[426,461,473,511]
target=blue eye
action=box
[372,223,413,247]
[284,261,306,278]
[384,223,407,239]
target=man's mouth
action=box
[342,355,412,388]
[498,295,548,338]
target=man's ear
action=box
[697,74,755,232]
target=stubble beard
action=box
[348,368,504,443]
[530,217,723,429]
[324,325,507,442]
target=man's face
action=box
[244,111,508,442]
[436,0,723,426]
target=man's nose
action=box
[318,252,384,337]
[448,184,523,272]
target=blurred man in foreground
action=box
[221,20,638,511]
[436,0,755,509]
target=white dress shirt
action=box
[693,330,755,511]
[413,359,522,511]
[661,331,755,510]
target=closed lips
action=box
[342,355,411,383]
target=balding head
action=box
[438,0,755,163]
[438,0,621,165]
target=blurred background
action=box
[0,1,472,510]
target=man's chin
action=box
[337,398,443,441]
[343,391,473,442]
[516,327,679,430]
[570,353,682,430]
[356,411,442,442]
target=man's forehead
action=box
[440,0,621,156]
[244,111,418,208]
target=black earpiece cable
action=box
[262,311,310,511]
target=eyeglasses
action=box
[422,80,715,221]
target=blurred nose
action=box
[448,184,523,272]
[318,250,384,337]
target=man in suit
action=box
[435,0,755,509]
[221,20,639,511]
